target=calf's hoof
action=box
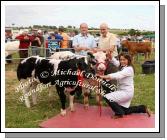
[70,106,75,112]
[84,104,89,110]
[60,109,67,116]
[25,104,31,108]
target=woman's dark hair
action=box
[118,52,135,73]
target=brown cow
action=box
[121,40,152,61]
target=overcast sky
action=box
[5,5,155,31]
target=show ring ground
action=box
[39,103,154,128]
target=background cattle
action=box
[121,40,152,61]
[5,40,19,64]
[49,51,76,60]
[5,40,20,57]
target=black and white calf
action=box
[17,55,93,115]
[17,51,77,108]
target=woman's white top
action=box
[104,57,134,108]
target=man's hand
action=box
[24,36,29,40]
[74,47,83,52]
[74,46,89,52]
[35,37,40,41]
[106,50,113,60]
[91,48,97,53]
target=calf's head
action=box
[87,51,111,73]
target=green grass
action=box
[5,53,155,128]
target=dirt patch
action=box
[5,71,17,80]
[5,71,20,96]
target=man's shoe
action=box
[145,106,151,117]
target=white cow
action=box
[5,41,20,57]
[50,51,76,60]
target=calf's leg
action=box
[82,86,90,109]
[57,87,67,116]
[96,93,102,107]
[20,79,31,108]
[31,81,39,105]
[69,95,75,112]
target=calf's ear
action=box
[87,52,94,59]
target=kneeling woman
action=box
[98,53,151,119]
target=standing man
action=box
[72,23,97,99]
[15,29,31,61]
[31,31,42,56]
[73,23,97,55]
[5,31,13,63]
[58,27,69,49]
[98,23,119,92]
[98,23,118,57]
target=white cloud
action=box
[5,5,155,31]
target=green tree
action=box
[128,29,136,36]
[136,30,141,36]
[67,25,72,28]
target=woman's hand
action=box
[96,74,101,78]
[87,48,97,53]
[96,74,112,80]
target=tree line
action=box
[10,25,154,36]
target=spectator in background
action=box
[68,30,78,52]
[5,32,13,43]
[15,29,31,61]
[116,36,121,54]
[37,30,44,46]
[94,33,100,47]
[46,33,62,56]
[58,27,69,49]
[74,30,79,36]
[48,30,63,41]
[5,32,13,63]
[37,30,44,56]
[43,30,49,56]
[43,30,49,41]
[31,31,42,56]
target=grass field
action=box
[5,53,155,128]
